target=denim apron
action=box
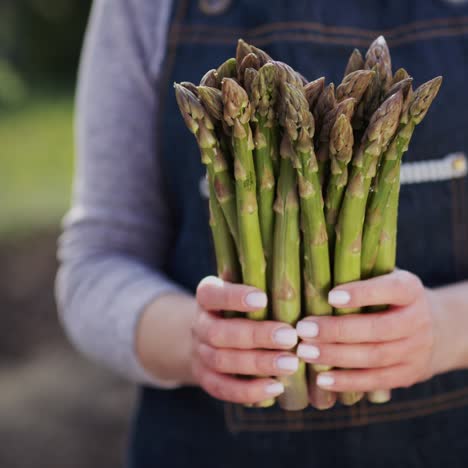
[128,1,468,466]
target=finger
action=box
[197,343,299,376]
[308,370,337,410]
[328,270,424,309]
[192,360,285,404]
[196,276,267,312]
[314,365,415,393]
[194,309,298,349]
[298,337,420,369]
[296,305,427,344]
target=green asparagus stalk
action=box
[344,48,364,76]
[279,81,333,395]
[365,35,393,94]
[216,58,238,82]
[249,64,279,290]
[314,84,337,182]
[324,113,354,251]
[336,69,374,104]
[221,78,267,321]
[373,180,399,278]
[236,39,272,72]
[354,36,392,129]
[304,77,325,110]
[195,85,240,247]
[334,91,403,406]
[200,69,219,88]
[365,175,400,405]
[238,53,261,83]
[279,81,332,318]
[334,91,403,304]
[272,151,309,411]
[361,77,442,278]
[207,175,241,283]
[175,83,241,299]
[315,98,356,187]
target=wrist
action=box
[136,292,196,386]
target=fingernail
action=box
[276,356,299,372]
[296,320,319,338]
[316,374,335,388]
[273,328,298,347]
[297,344,320,360]
[245,291,268,309]
[265,382,285,395]
[328,290,351,306]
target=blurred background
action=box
[0,1,135,467]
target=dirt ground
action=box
[0,230,135,468]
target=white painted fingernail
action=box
[328,290,351,306]
[276,356,299,372]
[265,382,285,395]
[297,344,320,360]
[245,291,267,308]
[296,320,319,338]
[316,374,335,388]
[273,328,298,347]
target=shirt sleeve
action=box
[55,0,183,387]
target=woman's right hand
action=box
[191,276,300,404]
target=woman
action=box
[56,0,468,466]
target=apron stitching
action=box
[174,16,468,39]
[226,393,468,431]
[228,392,468,431]
[231,383,468,422]
[173,25,468,47]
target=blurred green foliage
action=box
[0,0,92,85]
[1,1,90,235]
[0,93,74,236]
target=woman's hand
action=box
[296,270,449,394]
[191,276,300,404]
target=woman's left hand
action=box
[296,270,449,394]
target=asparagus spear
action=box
[249,63,279,289]
[366,174,400,405]
[194,85,240,246]
[365,35,392,95]
[236,39,272,71]
[207,175,241,284]
[336,69,374,104]
[200,69,219,88]
[279,81,333,386]
[344,48,364,76]
[313,83,336,181]
[279,82,332,318]
[238,53,261,83]
[315,98,356,187]
[216,58,238,82]
[373,180,400,279]
[304,77,326,110]
[334,92,402,407]
[324,113,354,251]
[221,78,267,321]
[272,148,309,411]
[174,83,239,246]
[361,77,442,278]
[354,36,392,129]
[334,91,403,307]
[313,83,336,132]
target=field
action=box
[0,94,134,468]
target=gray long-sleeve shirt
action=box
[56,0,181,386]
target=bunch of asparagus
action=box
[175,36,442,411]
